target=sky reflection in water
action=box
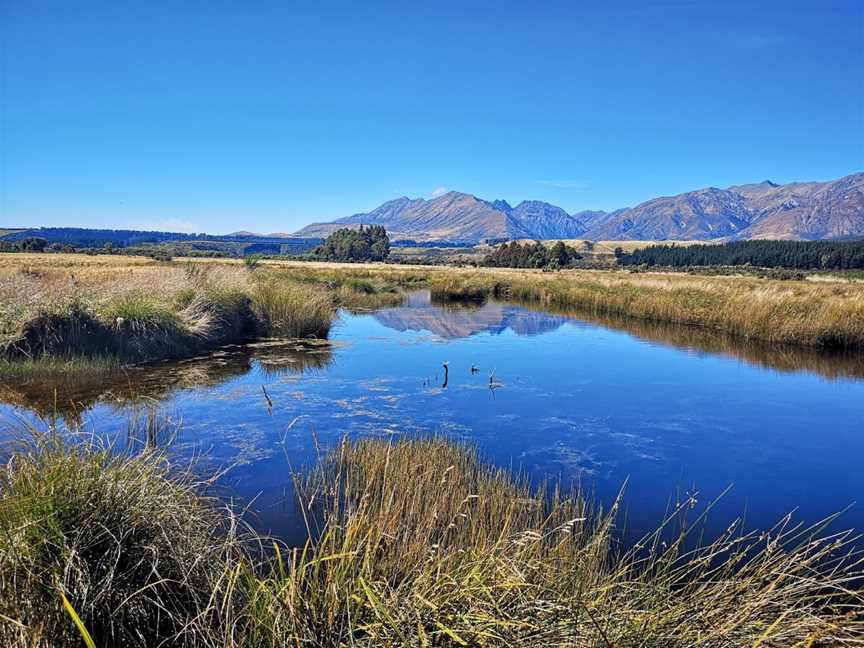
[1,291,862,545]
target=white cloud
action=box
[430,186,447,198]
[534,180,591,190]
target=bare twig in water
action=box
[261,385,273,416]
[489,368,503,397]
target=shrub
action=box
[244,253,264,270]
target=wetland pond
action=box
[2,290,863,545]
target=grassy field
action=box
[425,268,864,349]
[2,253,864,371]
[0,254,407,366]
[389,239,711,266]
[1,430,861,647]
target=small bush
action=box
[244,254,264,271]
[148,250,173,263]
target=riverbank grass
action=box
[0,262,409,367]
[428,269,864,349]
[241,437,864,646]
[1,433,861,646]
[0,431,242,648]
[5,254,864,362]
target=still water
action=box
[2,291,862,544]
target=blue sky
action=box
[2,1,862,234]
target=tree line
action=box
[314,225,390,262]
[0,237,66,253]
[482,241,582,269]
[617,240,864,270]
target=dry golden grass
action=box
[0,255,406,363]
[3,432,862,647]
[426,268,864,349]
[231,437,863,647]
[5,253,864,354]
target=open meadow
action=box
[3,253,864,369]
[2,252,864,646]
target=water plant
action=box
[237,437,864,646]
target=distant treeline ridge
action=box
[617,240,864,270]
[0,227,321,256]
[482,241,581,269]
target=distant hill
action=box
[294,172,864,242]
[227,230,301,238]
[295,192,527,242]
[0,227,322,255]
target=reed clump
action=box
[230,437,864,647]
[428,270,864,350]
[0,434,861,646]
[252,278,334,338]
[0,258,425,367]
[0,430,244,648]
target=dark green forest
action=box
[0,237,53,252]
[617,240,864,270]
[482,241,581,269]
[314,225,391,262]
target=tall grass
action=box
[428,270,864,349]
[252,279,334,338]
[0,259,423,367]
[233,437,864,646]
[0,430,245,648]
[1,432,861,646]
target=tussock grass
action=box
[0,262,367,366]
[98,294,182,332]
[252,279,334,338]
[0,258,426,367]
[428,269,864,349]
[0,433,861,646]
[335,278,403,311]
[233,437,864,646]
[0,429,245,648]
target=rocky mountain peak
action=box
[293,172,863,242]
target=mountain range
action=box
[294,172,864,242]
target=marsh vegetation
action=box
[2,254,864,645]
[1,430,861,647]
[0,256,409,367]
[426,269,864,350]
[5,254,864,365]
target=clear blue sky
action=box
[2,1,862,234]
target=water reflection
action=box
[375,291,864,381]
[0,340,333,422]
[544,305,864,381]
[374,291,572,339]
[0,290,862,545]
[1,291,862,423]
